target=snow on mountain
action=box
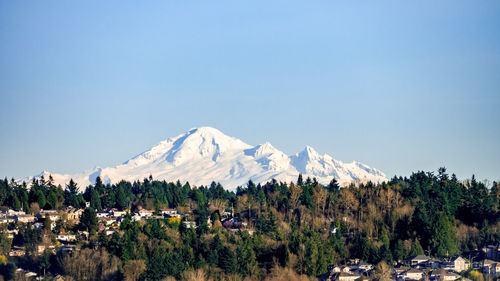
[19,127,388,191]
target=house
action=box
[15,269,37,280]
[495,263,500,277]
[482,245,500,261]
[37,244,56,254]
[340,266,353,273]
[96,211,109,218]
[482,260,500,277]
[160,208,178,216]
[0,217,14,224]
[38,210,60,221]
[56,234,77,242]
[138,209,154,217]
[110,209,127,217]
[6,209,25,217]
[53,275,66,281]
[482,259,496,275]
[328,265,342,273]
[67,208,84,222]
[444,256,468,272]
[425,258,442,269]
[32,222,44,229]
[411,255,431,267]
[101,218,115,226]
[443,272,461,281]
[9,246,25,257]
[402,268,424,281]
[222,217,244,229]
[14,214,36,223]
[357,261,373,272]
[319,271,361,281]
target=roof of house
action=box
[450,256,465,262]
[483,259,496,266]
[412,255,431,261]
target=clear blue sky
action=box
[1,1,499,182]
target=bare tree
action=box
[60,248,121,281]
[312,184,327,219]
[181,268,213,281]
[30,202,40,215]
[122,260,146,281]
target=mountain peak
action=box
[298,145,320,160]
[187,126,223,136]
[20,127,388,191]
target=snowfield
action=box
[20,127,388,191]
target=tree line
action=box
[0,168,498,280]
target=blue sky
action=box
[1,1,499,182]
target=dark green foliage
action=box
[144,249,184,280]
[0,232,12,255]
[218,246,237,273]
[393,240,405,261]
[15,225,42,254]
[80,208,98,234]
[1,168,499,280]
[0,262,16,280]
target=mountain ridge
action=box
[19,127,388,191]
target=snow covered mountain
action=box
[20,127,387,191]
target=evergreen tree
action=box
[80,208,98,234]
[409,239,424,257]
[393,240,405,261]
[430,212,459,257]
[219,246,237,273]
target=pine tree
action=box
[80,208,98,235]
[393,240,405,261]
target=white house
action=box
[38,210,60,221]
[138,209,154,217]
[6,209,25,217]
[96,211,109,218]
[482,260,500,277]
[67,208,84,222]
[411,255,431,267]
[445,256,468,272]
[403,268,424,281]
[357,261,373,272]
[160,208,177,216]
[14,215,35,223]
[0,217,14,224]
[111,210,127,217]
[444,272,461,281]
[334,272,361,281]
[56,234,77,242]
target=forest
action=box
[0,167,498,281]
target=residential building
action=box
[444,256,468,272]
[56,234,77,242]
[160,208,178,216]
[319,271,361,281]
[402,268,424,281]
[14,214,35,223]
[411,255,431,267]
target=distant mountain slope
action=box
[20,127,387,191]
